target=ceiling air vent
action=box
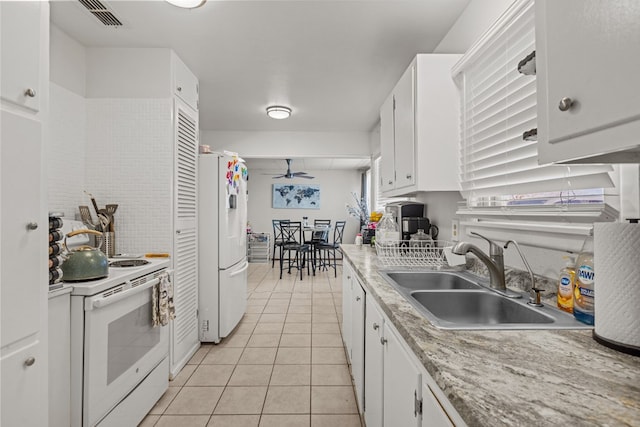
[78,0,123,27]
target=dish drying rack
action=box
[375,240,457,268]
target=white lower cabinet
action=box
[383,322,422,427]
[343,258,463,427]
[342,260,365,412]
[421,383,454,427]
[351,281,365,412]
[364,294,384,427]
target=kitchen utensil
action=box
[105,204,118,232]
[85,190,100,218]
[61,229,109,281]
[78,206,93,226]
[145,253,170,258]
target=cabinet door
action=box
[393,64,416,190]
[1,112,43,347]
[172,101,200,373]
[364,295,384,427]
[537,0,640,161]
[0,1,41,112]
[383,323,421,427]
[341,262,353,361]
[351,280,366,413]
[380,94,396,192]
[174,56,199,111]
[421,383,454,427]
[1,340,43,427]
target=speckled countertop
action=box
[341,245,640,427]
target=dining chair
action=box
[279,221,313,280]
[314,219,331,227]
[316,220,346,277]
[272,219,291,268]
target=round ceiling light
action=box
[266,106,292,120]
[165,0,206,9]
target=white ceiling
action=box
[50,0,471,133]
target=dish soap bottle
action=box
[557,256,575,313]
[376,211,399,245]
[574,232,595,325]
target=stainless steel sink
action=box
[382,271,481,290]
[380,270,591,330]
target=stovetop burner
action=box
[109,259,150,268]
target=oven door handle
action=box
[89,277,161,310]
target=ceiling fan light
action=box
[266,106,292,120]
[166,0,206,9]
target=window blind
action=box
[452,0,613,207]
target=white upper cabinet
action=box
[0,1,42,112]
[536,0,640,164]
[173,53,199,112]
[379,54,462,196]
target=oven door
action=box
[83,276,169,426]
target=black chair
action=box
[279,221,313,280]
[272,219,291,268]
[314,219,331,227]
[316,220,346,277]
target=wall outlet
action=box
[451,219,460,241]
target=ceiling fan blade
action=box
[293,171,308,175]
[297,175,315,179]
[271,175,286,179]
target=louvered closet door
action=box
[172,100,200,374]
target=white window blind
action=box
[452,0,613,208]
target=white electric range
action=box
[69,257,171,427]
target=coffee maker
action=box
[385,202,436,240]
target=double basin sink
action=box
[379,270,591,330]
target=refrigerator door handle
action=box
[229,261,249,278]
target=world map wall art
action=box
[273,184,320,209]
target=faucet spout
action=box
[452,238,506,292]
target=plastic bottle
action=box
[355,233,363,246]
[557,256,576,313]
[574,233,595,325]
[376,211,399,245]
[409,229,434,248]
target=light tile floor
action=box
[140,262,363,427]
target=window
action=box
[450,0,617,250]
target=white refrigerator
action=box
[198,152,249,343]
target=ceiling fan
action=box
[269,159,314,179]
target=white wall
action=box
[48,25,87,217]
[201,131,371,159]
[247,168,363,251]
[85,48,172,99]
[434,0,516,53]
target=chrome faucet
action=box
[452,232,506,292]
[452,232,522,298]
[504,239,544,306]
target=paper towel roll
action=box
[594,222,640,354]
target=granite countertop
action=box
[341,244,640,427]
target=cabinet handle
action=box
[355,296,361,301]
[558,97,574,111]
[347,275,351,279]
[26,222,38,230]
[24,357,36,367]
[24,88,36,97]
[380,337,387,345]
[406,174,412,179]
[388,180,393,185]
[177,86,182,92]
[373,323,379,330]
